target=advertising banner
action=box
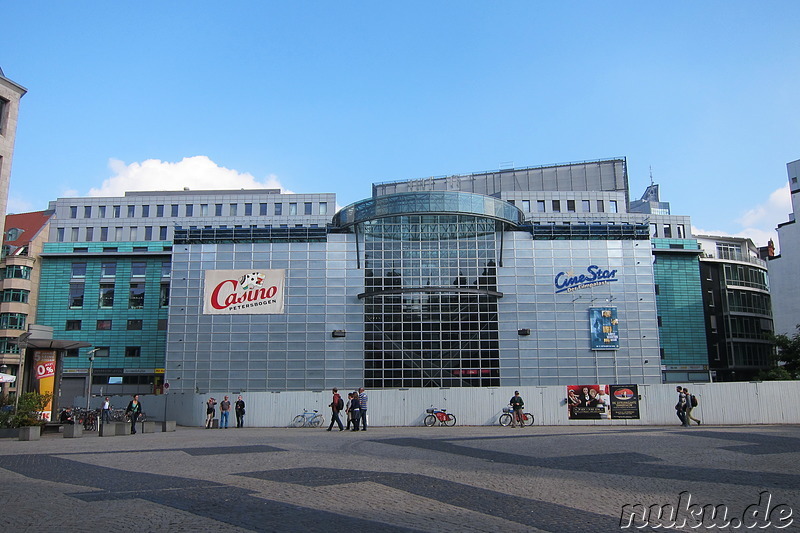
[567,384,610,420]
[589,307,619,350]
[33,350,57,421]
[203,269,285,315]
[608,384,640,420]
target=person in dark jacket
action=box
[327,387,344,431]
[126,395,142,434]
[235,395,246,428]
[349,392,361,431]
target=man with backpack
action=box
[327,387,344,431]
[683,387,701,426]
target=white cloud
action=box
[88,156,292,197]
[692,225,778,249]
[6,196,34,214]
[738,184,791,229]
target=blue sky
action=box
[3,2,798,247]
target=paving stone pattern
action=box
[0,424,798,532]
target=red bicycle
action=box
[424,407,456,427]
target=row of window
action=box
[56,224,323,243]
[651,223,687,239]
[0,265,32,280]
[0,289,29,303]
[69,282,170,309]
[509,199,619,214]
[69,202,329,219]
[71,262,171,279]
[0,313,26,330]
[66,319,167,331]
[64,346,143,358]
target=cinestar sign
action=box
[203,269,286,315]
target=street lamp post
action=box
[86,349,98,411]
[14,332,31,412]
[0,363,8,397]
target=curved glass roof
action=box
[332,191,524,228]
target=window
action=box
[170,204,178,217]
[96,320,112,331]
[185,204,193,217]
[144,226,153,240]
[100,262,116,277]
[304,202,312,215]
[215,204,223,216]
[567,200,576,212]
[65,348,79,358]
[114,227,123,240]
[85,227,94,241]
[113,205,121,218]
[200,204,208,216]
[160,283,170,307]
[320,202,328,215]
[72,263,87,278]
[125,346,141,358]
[98,206,106,218]
[582,200,591,212]
[66,320,82,331]
[153,205,162,217]
[244,203,252,216]
[84,206,92,218]
[70,206,78,219]
[1,289,29,303]
[657,316,663,327]
[522,200,531,212]
[650,224,658,238]
[3,265,32,280]
[158,319,168,331]
[274,203,282,216]
[99,283,115,307]
[0,313,27,330]
[597,200,605,212]
[229,204,237,216]
[552,200,561,212]
[69,283,84,307]
[57,228,65,242]
[71,227,79,241]
[131,262,146,277]
[654,284,660,295]
[130,227,138,240]
[127,319,143,330]
[133,246,147,252]
[161,261,171,277]
[537,200,546,213]
[0,337,20,354]
[663,224,672,238]
[141,205,150,218]
[127,205,136,217]
[93,347,110,358]
[100,227,109,241]
[677,224,686,238]
[289,203,297,216]
[710,315,718,333]
[609,200,618,213]
[259,203,268,216]
[159,226,168,240]
[129,283,145,308]
[707,290,715,307]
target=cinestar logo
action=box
[619,491,793,529]
[555,265,618,294]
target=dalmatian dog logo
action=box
[239,271,266,290]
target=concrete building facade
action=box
[769,159,800,338]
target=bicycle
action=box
[291,409,324,428]
[499,407,534,426]
[424,407,456,427]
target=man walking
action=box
[219,395,231,429]
[684,387,701,426]
[327,387,344,431]
[675,386,687,426]
[510,391,525,428]
[101,397,112,424]
[358,387,368,431]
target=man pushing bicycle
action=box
[510,391,525,428]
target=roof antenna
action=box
[649,166,654,186]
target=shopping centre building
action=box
[30,158,716,402]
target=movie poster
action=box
[608,384,640,419]
[589,307,619,350]
[567,384,610,420]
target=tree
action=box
[760,326,800,381]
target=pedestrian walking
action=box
[327,387,344,431]
[345,392,354,430]
[219,395,231,429]
[126,394,142,435]
[235,395,246,428]
[675,386,687,427]
[358,387,368,431]
[349,392,361,431]
[684,387,701,426]
[205,397,217,429]
[101,396,112,424]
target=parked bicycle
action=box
[498,407,534,426]
[291,409,324,428]
[424,407,456,427]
